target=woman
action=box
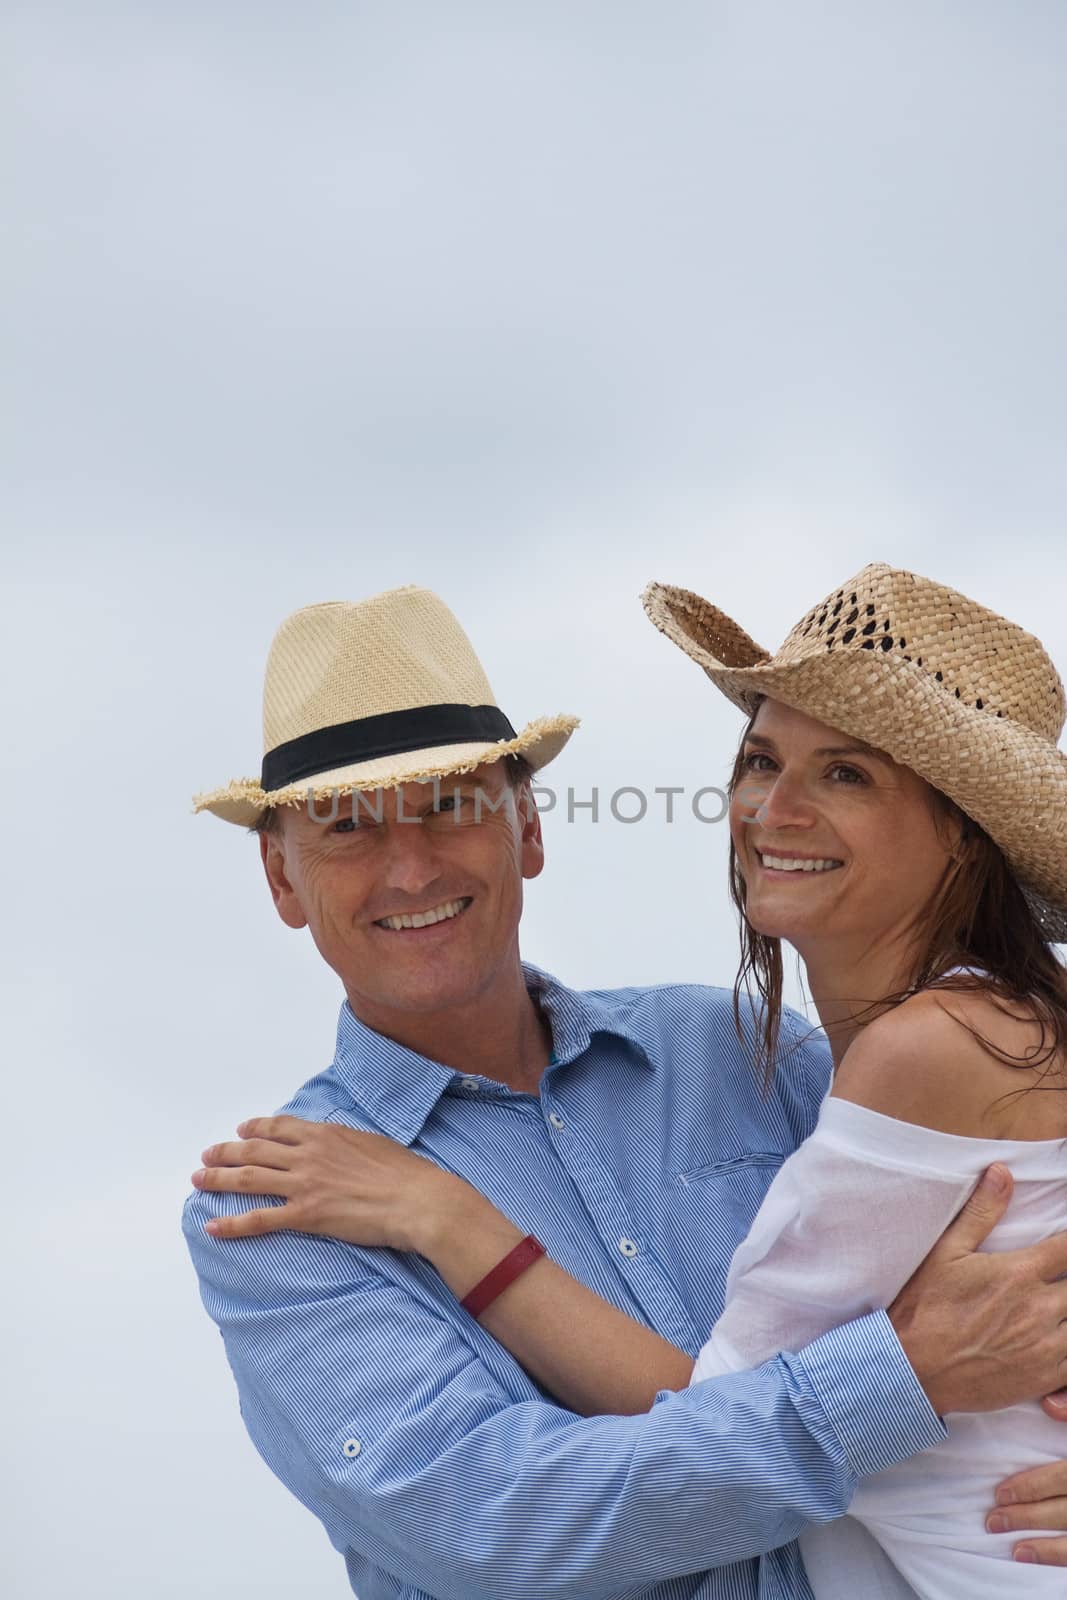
[196,563,1067,1597]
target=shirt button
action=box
[460,1077,480,1092]
[342,1438,362,1458]
[548,1111,566,1129]
[618,1237,639,1258]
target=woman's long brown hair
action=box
[727,706,1067,1104]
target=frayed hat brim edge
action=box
[192,713,579,826]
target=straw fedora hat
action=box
[194,585,579,827]
[642,561,1067,942]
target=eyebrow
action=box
[743,732,894,765]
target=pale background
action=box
[7,2,1066,1596]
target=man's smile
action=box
[374,896,474,932]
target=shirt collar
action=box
[330,962,652,1146]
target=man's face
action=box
[260,762,544,1025]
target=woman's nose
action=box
[749,773,817,832]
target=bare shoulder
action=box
[831,987,1067,1139]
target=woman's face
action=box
[728,698,960,958]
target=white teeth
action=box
[759,854,843,873]
[377,898,470,931]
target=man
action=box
[184,584,1067,1597]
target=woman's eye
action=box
[742,751,776,773]
[829,763,866,785]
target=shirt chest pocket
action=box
[676,1152,787,1189]
[666,1154,789,1317]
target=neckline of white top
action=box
[820,1093,1067,1176]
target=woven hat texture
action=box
[195,585,578,826]
[643,562,1067,941]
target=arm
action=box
[197,1113,1067,1422]
[692,1091,1067,1420]
[183,1180,944,1600]
[197,1115,692,1414]
[415,1195,695,1415]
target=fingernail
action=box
[996,1487,1016,1506]
[205,1220,220,1236]
[986,1163,1009,1195]
[987,1513,1008,1533]
[192,1169,205,1184]
[1014,1546,1037,1563]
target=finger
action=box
[200,1138,294,1170]
[1030,1227,1067,1283]
[939,1164,1013,1252]
[235,1115,306,1142]
[192,1164,293,1198]
[997,1461,1067,1507]
[1043,1281,1067,1327]
[204,1204,290,1240]
[987,1496,1067,1533]
[1042,1390,1067,1423]
[1009,1534,1067,1567]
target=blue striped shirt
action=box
[182,966,945,1599]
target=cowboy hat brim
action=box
[193,713,578,827]
[643,582,1067,942]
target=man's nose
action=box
[378,816,447,896]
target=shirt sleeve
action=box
[692,1095,986,1383]
[184,1184,944,1600]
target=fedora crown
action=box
[194,582,578,827]
[262,587,498,753]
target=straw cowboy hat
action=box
[194,585,579,827]
[642,561,1067,942]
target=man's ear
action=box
[517,782,545,882]
[259,829,308,929]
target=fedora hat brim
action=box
[644,581,1067,942]
[194,713,578,827]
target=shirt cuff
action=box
[787,1309,947,1479]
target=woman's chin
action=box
[743,900,816,944]
[749,919,801,944]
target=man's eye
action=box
[333,815,376,834]
[433,792,472,816]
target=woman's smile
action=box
[753,850,845,878]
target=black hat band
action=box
[260,703,518,791]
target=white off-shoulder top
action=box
[691,1089,1067,1598]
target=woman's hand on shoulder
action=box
[192,1114,491,1255]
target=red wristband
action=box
[460,1234,547,1319]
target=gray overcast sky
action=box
[6,4,1067,1596]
